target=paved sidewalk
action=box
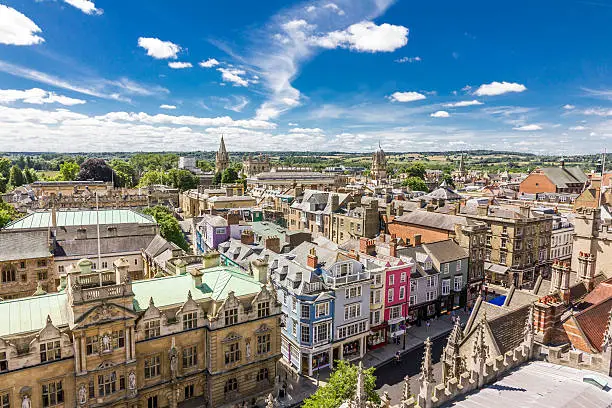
[276,310,470,407]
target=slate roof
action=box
[289,241,340,270]
[197,214,227,228]
[394,211,468,232]
[54,235,156,257]
[573,296,612,353]
[144,234,175,258]
[487,305,531,354]
[538,166,588,188]
[291,190,350,215]
[0,230,51,262]
[422,239,468,264]
[4,209,155,230]
[421,186,462,201]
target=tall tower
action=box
[371,142,387,182]
[215,135,230,174]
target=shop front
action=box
[301,347,332,377]
[342,340,361,359]
[367,323,387,350]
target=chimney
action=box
[241,229,255,245]
[202,250,220,269]
[251,258,269,284]
[264,236,281,253]
[396,205,404,217]
[51,202,57,229]
[439,198,445,208]
[426,203,435,212]
[389,240,397,258]
[113,257,130,282]
[226,212,239,226]
[190,268,204,287]
[519,205,530,219]
[413,234,422,247]
[331,194,340,211]
[307,247,318,269]
[476,204,488,216]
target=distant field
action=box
[37,171,59,179]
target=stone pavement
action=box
[275,310,471,407]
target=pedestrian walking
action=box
[426,320,430,332]
[395,351,401,365]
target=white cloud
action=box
[443,100,483,108]
[513,124,542,131]
[583,108,612,116]
[563,104,575,110]
[0,88,86,106]
[223,96,249,112]
[217,67,251,87]
[569,125,587,130]
[0,4,45,46]
[388,91,426,103]
[289,127,323,134]
[160,104,176,110]
[64,0,103,15]
[395,56,421,63]
[168,61,193,69]
[313,21,408,52]
[430,110,450,118]
[324,3,345,15]
[199,58,220,68]
[288,122,298,126]
[305,5,316,12]
[137,37,181,59]
[474,81,527,96]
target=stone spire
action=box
[442,317,464,383]
[472,318,489,388]
[355,361,366,407]
[402,375,411,401]
[418,337,436,408]
[523,304,535,347]
[215,135,230,174]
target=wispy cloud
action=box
[0,60,168,102]
[388,91,426,103]
[582,87,612,101]
[168,61,193,69]
[0,88,86,105]
[513,124,542,131]
[395,56,421,63]
[474,81,527,96]
[430,110,450,118]
[249,0,405,120]
[443,100,483,107]
[199,58,220,68]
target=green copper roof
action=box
[0,292,70,336]
[132,266,263,311]
[3,209,155,230]
[0,265,262,336]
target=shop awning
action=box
[485,262,510,275]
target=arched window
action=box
[224,378,238,394]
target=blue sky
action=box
[0,0,611,153]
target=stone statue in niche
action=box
[102,334,111,351]
[169,337,178,379]
[128,371,136,389]
[21,395,31,408]
[78,384,87,405]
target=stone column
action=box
[360,335,366,358]
[125,326,131,361]
[130,327,136,360]
[308,354,313,377]
[73,334,81,373]
[80,336,87,372]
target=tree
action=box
[196,160,214,172]
[0,199,18,228]
[8,165,25,187]
[403,162,426,179]
[403,176,428,192]
[302,361,380,408]
[441,173,455,188]
[142,206,189,251]
[167,169,199,191]
[221,168,238,184]
[109,159,137,188]
[0,158,11,179]
[23,167,37,184]
[59,161,80,181]
[138,170,170,187]
[77,158,116,183]
[213,172,222,185]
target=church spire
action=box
[215,135,230,174]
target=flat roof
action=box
[3,209,155,230]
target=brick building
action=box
[519,161,587,194]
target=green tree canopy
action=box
[0,158,11,179]
[196,160,214,172]
[77,158,116,183]
[8,165,25,187]
[213,172,222,185]
[403,176,428,192]
[142,206,189,251]
[138,170,170,187]
[403,162,426,179]
[167,169,199,191]
[221,168,238,184]
[0,199,18,228]
[59,161,80,181]
[302,361,380,408]
[23,167,38,184]
[110,159,137,188]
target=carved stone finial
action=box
[402,375,411,401]
[187,290,192,300]
[419,337,434,383]
[149,297,155,307]
[355,361,366,405]
[46,315,52,325]
[472,320,489,364]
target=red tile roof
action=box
[573,296,612,352]
[582,277,612,306]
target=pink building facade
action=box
[383,260,413,340]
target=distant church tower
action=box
[371,142,387,182]
[215,135,230,173]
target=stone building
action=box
[215,136,230,174]
[572,207,612,278]
[246,169,337,192]
[462,204,553,288]
[371,144,387,183]
[2,208,159,283]
[330,197,380,244]
[0,230,54,299]
[287,190,352,238]
[242,154,271,178]
[0,252,281,408]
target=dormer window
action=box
[40,340,61,363]
[183,312,197,330]
[224,308,238,326]
[144,320,161,339]
[0,352,7,372]
[257,302,270,318]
